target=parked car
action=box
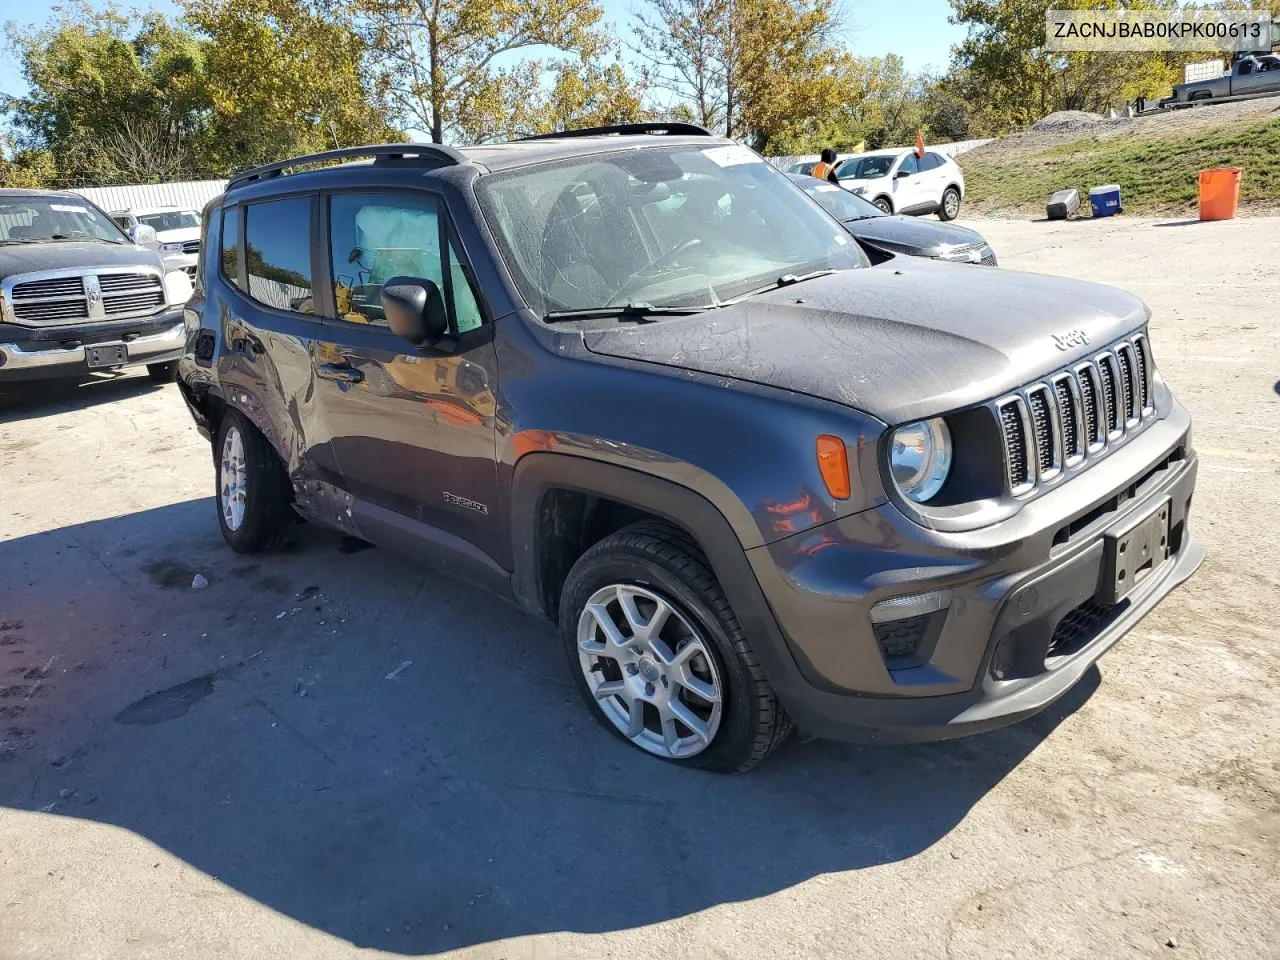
[111,207,202,280]
[1170,55,1280,102]
[177,125,1202,772]
[789,174,996,265]
[835,148,965,219]
[0,189,192,383]
[786,161,818,176]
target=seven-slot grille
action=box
[2,268,165,327]
[995,334,1155,496]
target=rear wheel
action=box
[146,361,177,382]
[939,187,962,221]
[560,522,792,772]
[872,196,893,214]
[214,410,294,553]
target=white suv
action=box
[111,207,202,279]
[834,148,965,220]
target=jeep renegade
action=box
[176,125,1203,772]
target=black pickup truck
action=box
[0,189,191,383]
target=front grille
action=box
[993,333,1155,497]
[2,268,165,327]
[1053,377,1079,458]
[182,240,200,255]
[1078,365,1100,446]
[978,250,997,266]
[1000,401,1031,490]
[1027,387,1055,475]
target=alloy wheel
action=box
[577,583,723,759]
[220,425,248,531]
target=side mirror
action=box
[381,276,449,347]
[129,224,158,246]
[895,169,912,179]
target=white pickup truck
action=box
[1170,55,1280,102]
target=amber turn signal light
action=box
[816,435,851,500]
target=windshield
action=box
[476,144,865,314]
[837,155,896,180]
[0,197,127,244]
[795,179,884,221]
[138,210,201,231]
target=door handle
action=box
[315,362,364,384]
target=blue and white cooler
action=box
[1089,184,1122,217]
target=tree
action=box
[181,0,403,172]
[343,0,610,144]
[77,114,195,183]
[634,0,728,132]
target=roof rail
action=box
[519,122,714,141]
[227,143,467,191]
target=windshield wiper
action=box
[0,238,42,245]
[725,269,840,305]
[544,302,710,323]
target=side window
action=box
[220,207,244,292]
[329,191,482,332]
[244,197,314,313]
[920,152,944,172]
[897,153,919,176]
[199,205,221,292]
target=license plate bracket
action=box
[86,344,128,369]
[1100,495,1171,604]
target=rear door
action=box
[918,152,949,208]
[216,195,340,481]
[308,188,504,563]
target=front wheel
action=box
[560,522,792,772]
[214,410,294,553]
[939,187,962,221]
[872,196,893,214]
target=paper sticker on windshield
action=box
[833,234,848,245]
[50,203,88,213]
[702,145,762,168]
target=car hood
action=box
[0,242,163,280]
[582,260,1148,425]
[154,227,201,243]
[847,216,985,256]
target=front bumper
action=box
[745,401,1201,743]
[0,312,185,382]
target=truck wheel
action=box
[146,361,178,382]
[939,187,962,221]
[560,522,792,772]
[214,410,293,553]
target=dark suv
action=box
[176,125,1203,772]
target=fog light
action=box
[869,589,951,623]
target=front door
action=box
[309,190,504,564]
[891,152,927,213]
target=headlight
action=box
[163,269,193,306]
[851,186,866,195]
[161,242,184,254]
[889,418,952,503]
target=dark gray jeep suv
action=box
[176,125,1203,772]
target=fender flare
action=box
[509,452,807,696]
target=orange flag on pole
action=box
[915,131,925,158]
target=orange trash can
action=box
[1199,167,1242,221]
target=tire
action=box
[939,187,962,221]
[146,361,178,382]
[560,521,792,772]
[872,196,893,214]
[214,410,294,553]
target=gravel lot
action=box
[1,215,1277,960]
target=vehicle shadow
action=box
[0,499,1098,954]
[0,370,165,422]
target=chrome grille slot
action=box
[1115,344,1138,424]
[999,399,1032,493]
[1077,364,1101,447]
[12,299,90,322]
[1027,387,1056,478]
[98,272,159,292]
[1097,354,1120,435]
[1133,335,1151,412]
[182,239,200,254]
[100,274,165,317]
[12,276,84,299]
[1053,376,1080,460]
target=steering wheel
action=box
[607,238,703,304]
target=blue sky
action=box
[0,0,967,103]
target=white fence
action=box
[769,138,994,172]
[70,179,227,214]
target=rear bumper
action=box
[744,402,1202,744]
[0,312,185,381]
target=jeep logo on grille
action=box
[1051,329,1089,351]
